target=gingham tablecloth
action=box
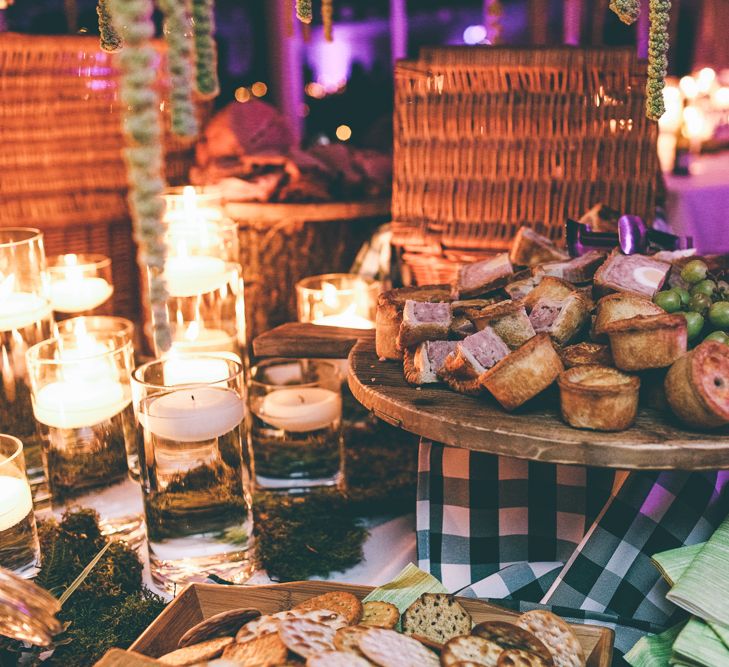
[417,441,729,665]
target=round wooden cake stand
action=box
[348,340,729,471]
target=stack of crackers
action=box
[156,590,585,667]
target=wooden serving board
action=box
[123,581,612,666]
[348,339,729,470]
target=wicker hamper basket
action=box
[392,46,659,284]
[0,33,201,321]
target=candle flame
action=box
[184,320,201,342]
[322,281,340,309]
[61,254,84,283]
[182,186,197,216]
[0,273,14,298]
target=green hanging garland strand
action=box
[109,0,171,352]
[97,0,123,52]
[646,0,670,120]
[322,0,333,41]
[296,0,313,24]
[191,0,220,98]
[609,0,641,25]
[159,0,199,136]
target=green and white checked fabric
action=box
[417,441,729,665]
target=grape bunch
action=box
[653,259,729,345]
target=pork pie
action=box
[509,227,568,267]
[665,341,729,430]
[528,293,591,347]
[593,248,670,298]
[558,365,640,431]
[397,300,452,349]
[522,276,576,311]
[592,292,664,341]
[441,327,510,395]
[403,340,458,385]
[604,313,687,371]
[558,342,613,368]
[540,250,606,284]
[468,300,536,350]
[455,253,514,298]
[481,333,564,411]
[375,285,450,360]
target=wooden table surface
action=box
[348,339,729,471]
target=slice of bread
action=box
[401,593,472,645]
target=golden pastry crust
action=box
[480,334,564,411]
[559,342,613,368]
[441,348,485,395]
[375,285,450,360]
[558,365,640,431]
[455,253,514,298]
[468,300,536,350]
[592,292,664,341]
[665,341,729,430]
[604,313,687,371]
[509,227,568,267]
[522,276,576,311]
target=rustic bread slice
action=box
[401,593,472,645]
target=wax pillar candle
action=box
[0,476,33,532]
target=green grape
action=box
[653,290,681,313]
[718,280,729,298]
[690,279,716,298]
[671,287,690,308]
[680,259,709,284]
[704,330,729,345]
[689,293,712,314]
[682,311,705,341]
[708,301,729,329]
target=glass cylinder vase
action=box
[0,434,40,578]
[0,228,53,481]
[132,355,253,593]
[296,273,379,329]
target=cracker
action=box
[235,608,347,643]
[516,611,584,667]
[178,607,261,647]
[294,591,363,625]
[334,625,370,654]
[472,621,551,662]
[401,593,472,644]
[497,648,552,667]
[358,627,440,667]
[221,632,288,666]
[361,601,400,629]
[440,635,503,667]
[158,636,233,665]
[279,618,337,658]
[306,650,374,666]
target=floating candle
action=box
[32,378,130,430]
[259,387,341,432]
[163,353,239,386]
[164,256,229,298]
[0,292,52,332]
[48,255,113,314]
[139,386,244,442]
[0,476,33,532]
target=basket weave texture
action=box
[393,46,659,285]
[0,33,199,320]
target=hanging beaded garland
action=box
[322,0,333,42]
[191,0,220,98]
[109,0,171,352]
[609,0,671,120]
[296,0,313,24]
[97,0,122,52]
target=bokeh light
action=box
[335,124,352,141]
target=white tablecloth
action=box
[665,153,729,254]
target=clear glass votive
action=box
[249,358,344,493]
[0,228,54,481]
[25,328,134,503]
[54,316,140,476]
[47,254,113,315]
[296,273,379,329]
[132,356,253,593]
[0,435,40,577]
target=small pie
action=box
[467,299,536,350]
[454,253,514,298]
[592,292,664,341]
[593,248,670,299]
[558,365,640,431]
[558,342,613,369]
[509,226,568,267]
[441,327,510,395]
[604,313,687,371]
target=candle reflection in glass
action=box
[0,228,53,482]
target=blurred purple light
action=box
[463,24,487,45]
